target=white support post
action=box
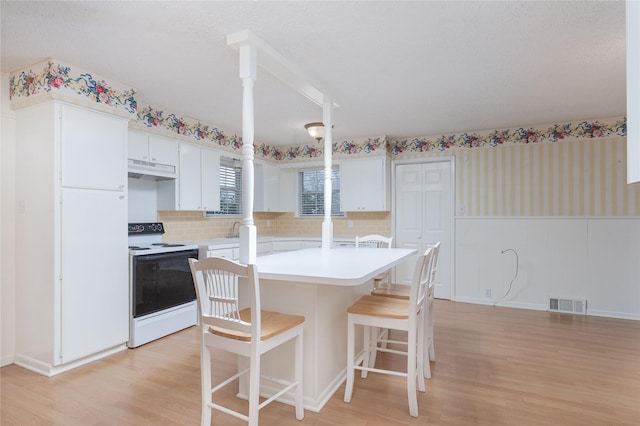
[322,100,334,250]
[227,30,339,255]
[238,44,257,264]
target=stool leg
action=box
[361,325,371,378]
[367,327,380,370]
[344,315,355,403]
[294,331,304,420]
[423,311,431,379]
[248,349,260,426]
[417,313,426,392]
[406,327,418,417]
[201,340,212,426]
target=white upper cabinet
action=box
[340,156,390,212]
[255,163,280,212]
[128,129,178,166]
[178,142,220,211]
[61,104,127,190]
[201,148,220,212]
[278,168,296,213]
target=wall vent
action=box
[548,297,587,314]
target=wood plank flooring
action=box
[2,300,640,425]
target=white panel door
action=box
[60,104,127,190]
[395,161,453,299]
[394,164,423,285]
[60,188,128,364]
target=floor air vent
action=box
[549,297,586,314]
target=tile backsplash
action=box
[157,210,391,242]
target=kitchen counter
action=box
[187,235,355,250]
[257,247,414,285]
[234,246,416,412]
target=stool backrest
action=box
[189,257,261,341]
[410,247,434,320]
[355,234,392,248]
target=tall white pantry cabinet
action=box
[14,101,130,376]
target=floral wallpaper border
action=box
[10,60,137,114]
[391,118,627,157]
[9,59,627,162]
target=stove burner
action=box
[151,243,185,247]
[129,246,150,250]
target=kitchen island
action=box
[236,247,417,412]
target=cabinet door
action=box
[179,142,202,210]
[149,134,178,166]
[278,168,296,212]
[206,248,237,260]
[255,163,280,212]
[201,148,220,211]
[340,157,389,211]
[128,129,149,161]
[60,104,127,190]
[60,188,128,364]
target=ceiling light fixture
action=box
[304,122,325,142]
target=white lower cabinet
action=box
[302,240,322,249]
[272,240,303,252]
[202,248,239,260]
[60,188,128,363]
[257,241,273,255]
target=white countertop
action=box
[255,247,417,286]
[188,235,356,250]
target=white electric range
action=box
[128,222,199,348]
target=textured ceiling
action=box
[0,1,627,146]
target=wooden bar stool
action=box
[371,242,441,378]
[344,248,434,417]
[189,257,305,426]
[356,234,393,288]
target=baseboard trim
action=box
[12,344,128,377]
[452,297,640,321]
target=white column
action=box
[238,45,257,264]
[322,100,334,250]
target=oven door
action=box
[131,249,199,318]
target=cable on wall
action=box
[494,248,519,306]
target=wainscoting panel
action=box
[455,217,640,320]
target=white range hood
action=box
[127,158,176,180]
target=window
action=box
[298,167,342,216]
[207,158,242,216]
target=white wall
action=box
[455,217,640,319]
[127,177,159,223]
[1,72,17,365]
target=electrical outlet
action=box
[347,220,353,228]
[485,288,492,297]
[267,220,271,227]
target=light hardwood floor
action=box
[2,300,640,425]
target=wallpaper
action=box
[453,137,639,217]
[9,58,628,165]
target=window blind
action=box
[298,167,342,216]
[208,158,242,216]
